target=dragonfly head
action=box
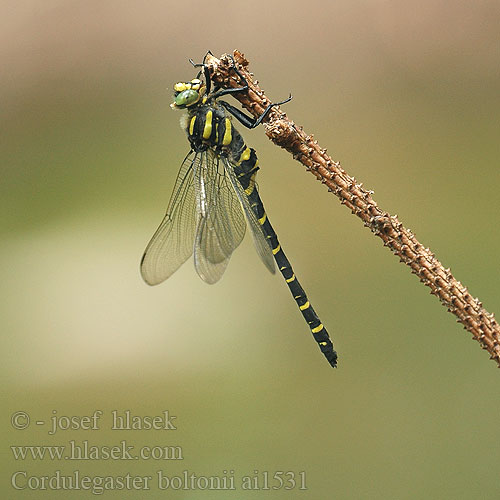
[171,78,206,109]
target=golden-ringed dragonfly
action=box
[141,54,337,367]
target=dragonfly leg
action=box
[218,95,292,129]
[189,52,213,95]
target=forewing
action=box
[140,152,199,285]
[193,150,247,284]
[223,157,276,275]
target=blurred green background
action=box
[2,1,499,498]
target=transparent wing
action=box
[140,151,199,285]
[193,150,247,284]
[222,157,276,275]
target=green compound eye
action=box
[174,89,199,107]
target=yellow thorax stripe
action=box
[189,116,196,135]
[222,118,232,146]
[203,111,212,139]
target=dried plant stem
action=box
[205,50,500,367]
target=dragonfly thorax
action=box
[184,103,243,156]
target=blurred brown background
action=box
[2,1,499,498]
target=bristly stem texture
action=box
[205,50,500,368]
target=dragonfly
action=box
[140,54,337,367]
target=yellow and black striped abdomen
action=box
[243,172,338,367]
[230,121,336,367]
